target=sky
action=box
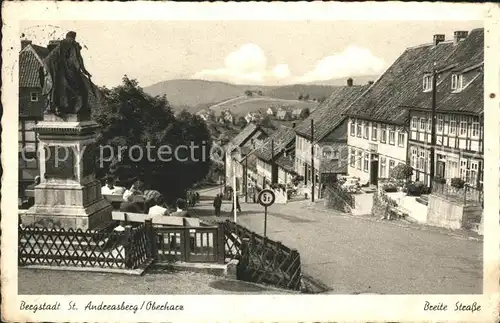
[21,19,484,88]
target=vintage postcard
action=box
[2,1,499,322]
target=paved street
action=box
[194,186,483,294]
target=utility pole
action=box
[244,156,248,203]
[223,151,227,190]
[271,139,274,184]
[429,63,437,190]
[311,119,315,202]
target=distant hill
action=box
[143,79,262,111]
[143,76,376,114]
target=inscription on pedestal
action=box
[45,146,76,179]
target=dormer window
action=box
[451,74,463,91]
[423,74,433,92]
[30,92,38,102]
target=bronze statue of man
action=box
[39,31,94,118]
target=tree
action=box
[257,90,263,96]
[92,76,212,204]
[245,90,253,97]
[299,108,310,119]
[237,116,248,128]
[298,94,303,100]
[303,94,310,101]
[389,163,413,185]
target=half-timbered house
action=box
[405,29,484,189]
[345,33,455,186]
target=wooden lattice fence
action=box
[18,223,152,270]
[223,220,302,291]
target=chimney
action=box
[347,78,353,87]
[292,122,296,128]
[47,40,61,52]
[453,31,468,44]
[433,34,445,45]
[21,39,32,50]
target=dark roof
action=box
[401,28,484,115]
[255,126,295,162]
[19,46,45,88]
[229,123,258,147]
[295,85,368,140]
[346,40,455,124]
[31,44,50,59]
[276,155,294,172]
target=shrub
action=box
[450,177,465,189]
[406,181,425,196]
[389,163,413,182]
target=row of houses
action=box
[225,28,484,199]
[265,106,311,121]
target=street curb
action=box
[304,205,483,242]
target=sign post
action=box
[257,189,276,238]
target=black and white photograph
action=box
[2,2,499,322]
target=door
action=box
[370,160,379,185]
[437,161,446,179]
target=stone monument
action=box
[22,31,112,230]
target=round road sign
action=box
[258,189,275,207]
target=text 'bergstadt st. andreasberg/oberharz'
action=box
[19,300,185,314]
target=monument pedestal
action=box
[22,114,112,230]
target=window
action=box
[411,148,417,168]
[469,161,479,186]
[363,122,369,139]
[451,74,464,91]
[397,133,405,147]
[420,118,427,131]
[411,117,418,129]
[437,118,444,133]
[372,123,378,141]
[388,129,395,145]
[423,74,433,91]
[472,122,479,138]
[447,160,459,179]
[380,125,387,143]
[350,120,355,136]
[460,160,468,180]
[356,151,362,170]
[451,74,459,90]
[350,149,356,167]
[363,153,370,172]
[389,160,395,174]
[356,122,362,138]
[418,151,426,171]
[459,121,467,136]
[30,92,38,102]
[380,157,386,178]
[427,118,432,132]
[450,120,457,135]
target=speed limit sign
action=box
[258,189,276,207]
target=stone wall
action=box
[427,194,482,230]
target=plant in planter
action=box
[450,177,465,189]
